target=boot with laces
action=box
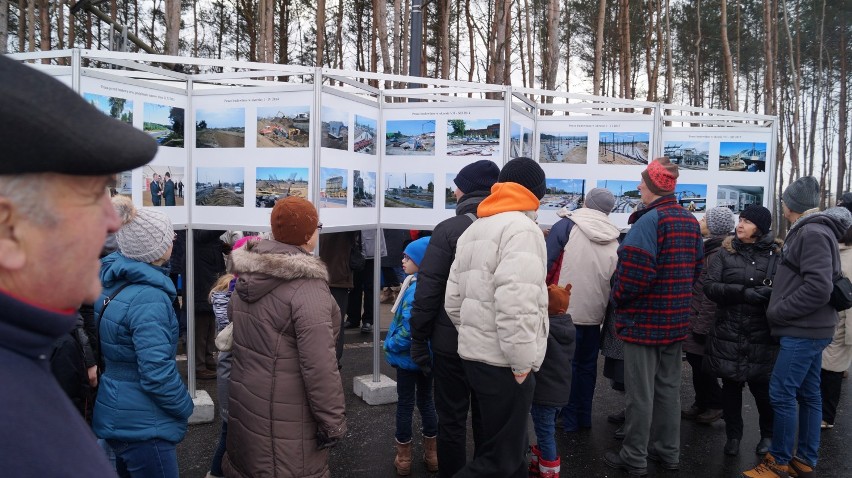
[742,453,793,478]
[789,456,815,478]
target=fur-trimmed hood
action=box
[721,233,782,254]
[230,239,329,304]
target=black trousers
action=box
[685,352,723,410]
[329,287,349,366]
[433,353,483,478]
[346,260,375,326]
[722,378,773,440]
[821,368,845,425]
[454,360,535,478]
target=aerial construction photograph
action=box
[255,167,309,208]
[598,132,650,165]
[539,132,588,163]
[195,108,246,148]
[256,105,310,148]
[384,172,435,208]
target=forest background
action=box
[1,0,849,234]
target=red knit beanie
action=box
[271,196,319,246]
[641,157,679,196]
[547,283,572,315]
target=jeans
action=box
[561,324,600,430]
[395,368,438,443]
[106,438,179,478]
[530,405,560,461]
[768,336,832,467]
[209,421,228,477]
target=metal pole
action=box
[186,78,196,397]
[409,0,423,83]
[373,227,382,382]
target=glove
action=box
[410,338,432,375]
[316,431,341,450]
[743,286,772,304]
[691,332,707,345]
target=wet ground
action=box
[177,304,852,478]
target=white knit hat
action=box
[113,196,174,264]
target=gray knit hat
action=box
[584,188,615,215]
[705,207,735,236]
[782,176,820,213]
[113,196,174,264]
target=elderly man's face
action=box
[16,175,120,309]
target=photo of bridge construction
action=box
[598,132,650,165]
[674,184,708,211]
[320,167,348,208]
[720,142,767,172]
[384,172,434,208]
[354,115,377,155]
[255,167,309,208]
[541,179,585,210]
[256,106,310,148]
[143,103,184,147]
[539,132,588,163]
[664,141,709,170]
[84,92,133,125]
[446,118,501,157]
[321,106,349,151]
[597,180,641,213]
[195,108,245,148]
[386,120,436,156]
[718,185,764,213]
[195,167,244,207]
[353,170,377,208]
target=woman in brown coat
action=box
[223,197,346,478]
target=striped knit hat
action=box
[641,157,679,196]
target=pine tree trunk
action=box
[373,0,393,76]
[26,0,35,51]
[393,0,401,75]
[837,27,847,201]
[279,0,290,65]
[720,0,737,110]
[542,0,559,93]
[316,0,325,66]
[439,0,450,79]
[523,0,534,91]
[0,0,8,55]
[618,0,631,99]
[593,0,606,96]
[165,0,180,56]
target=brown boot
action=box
[423,435,438,472]
[394,440,412,476]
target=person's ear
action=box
[0,199,26,270]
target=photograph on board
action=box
[320,167,348,208]
[445,173,459,209]
[717,185,764,213]
[143,103,184,147]
[596,180,641,213]
[674,184,708,211]
[321,106,349,151]
[84,93,133,125]
[386,120,436,155]
[354,115,377,155]
[255,167,309,208]
[195,108,246,148]
[110,171,133,202]
[256,106,310,148]
[353,170,377,208]
[539,132,588,164]
[719,142,767,172]
[598,132,650,165]
[541,179,586,210]
[195,167,244,207]
[663,141,709,170]
[143,165,185,207]
[446,118,500,157]
[384,172,435,208]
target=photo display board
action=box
[318,90,381,229]
[80,72,189,226]
[191,86,315,228]
[510,106,535,160]
[380,100,506,227]
[661,127,773,216]
[535,116,656,228]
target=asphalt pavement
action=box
[177,304,852,478]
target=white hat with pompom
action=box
[112,196,174,264]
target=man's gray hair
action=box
[0,174,58,226]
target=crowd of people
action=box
[3,54,852,478]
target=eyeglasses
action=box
[317,223,323,231]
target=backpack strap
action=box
[465,213,477,223]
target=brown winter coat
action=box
[222,239,346,478]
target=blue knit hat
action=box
[454,160,500,194]
[403,236,431,267]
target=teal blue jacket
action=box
[384,277,422,371]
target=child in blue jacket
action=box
[384,236,438,476]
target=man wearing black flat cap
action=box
[0,55,158,477]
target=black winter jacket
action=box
[704,234,781,382]
[683,236,727,356]
[410,191,488,356]
[532,313,576,407]
[194,230,227,312]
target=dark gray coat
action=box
[683,235,726,356]
[532,313,576,407]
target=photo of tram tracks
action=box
[541,179,585,210]
[539,132,588,163]
[384,172,435,209]
[596,180,641,213]
[598,132,650,165]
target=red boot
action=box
[528,445,542,477]
[538,456,561,478]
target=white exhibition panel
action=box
[80,72,189,226]
[380,100,506,227]
[318,90,381,229]
[191,87,315,228]
[536,116,656,228]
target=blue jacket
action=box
[384,277,421,371]
[93,252,194,444]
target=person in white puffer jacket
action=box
[544,188,620,432]
[445,157,548,478]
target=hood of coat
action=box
[704,235,727,256]
[230,239,329,304]
[477,182,540,218]
[547,313,575,346]
[100,251,176,300]
[556,207,620,244]
[455,190,489,216]
[722,232,782,255]
[789,206,852,240]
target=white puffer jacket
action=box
[823,244,852,372]
[445,189,549,374]
[556,208,620,326]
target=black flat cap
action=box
[0,55,157,176]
